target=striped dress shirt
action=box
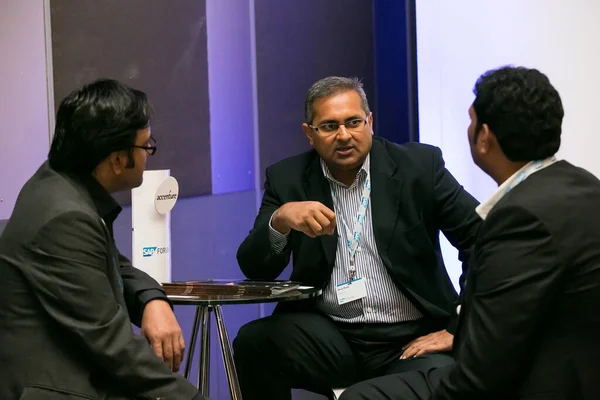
[269,155,423,323]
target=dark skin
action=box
[274,90,454,358]
[272,90,373,236]
[467,105,527,185]
[93,127,186,373]
[397,105,532,361]
[401,106,529,360]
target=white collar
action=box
[476,157,557,220]
[320,154,370,187]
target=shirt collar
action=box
[320,154,370,187]
[76,173,122,225]
[475,157,555,220]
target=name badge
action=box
[336,277,367,305]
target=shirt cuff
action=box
[137,288,172,321]
[269,213,289,254]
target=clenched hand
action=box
[272,201,336,238]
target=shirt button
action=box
[365,307,373,313]
[456,305,461,315]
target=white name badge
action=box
[336,277,367,305]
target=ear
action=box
[302,123,315,147]
[476,123,493,155]
[367,112,374,135]
[108,150,128,175]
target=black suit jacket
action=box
[0,162,203,400]
[237,137,481,332]
[433,161,600,400]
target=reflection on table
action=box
[167,281,322,400]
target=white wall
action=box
[416,0,600,289]
[0,0,52,219]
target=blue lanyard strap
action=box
[505,156,557,194]
[331,171,372,280]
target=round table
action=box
[169,286,322,400]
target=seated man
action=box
[339,67,600,399]
[0,79,207,399]
[233,76,482,399]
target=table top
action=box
[168,286,322,306]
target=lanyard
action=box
[331,171,372,281]
[505,156,557,194]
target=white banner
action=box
[131,170,179,284]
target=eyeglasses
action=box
[308,118,368,136]
[132,136,157,155]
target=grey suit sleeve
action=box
[24,211,203,400]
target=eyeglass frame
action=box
[308,116,370,136]
[132,136,157,155]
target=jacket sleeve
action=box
[119,252,170,327]
[237,167,292,280]
[24,211,201,400]
[432,205,564,399]
[431,147,482,334]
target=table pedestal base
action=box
[183,305,242,399]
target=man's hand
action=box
[141,299,185,372]
[272,201,336,238]
[400,329,453,359]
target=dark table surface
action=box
[167,285,322,306]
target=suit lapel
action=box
[303,141,403,270]
[370,139,403,264]
[304,154,338,268]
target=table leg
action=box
[198,306,211,396]
[214,305,243,400]
[184,306,202,379]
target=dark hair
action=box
[49,78,152,173]
[472,66,563,161]
[304,76,370,124]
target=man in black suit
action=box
[339,67,600,400]
[0,80,207,399]
[233,76,482,399]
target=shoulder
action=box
[373,137,443,166]
[495,161,599,214]
[377,137,441,155]
[489,161,600,232]
[264,148,317,179]
[484,161,594,225]
[9,164,98,237]
[371,138,446,183]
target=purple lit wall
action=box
[207,0,256,195]
[50,0,212,203]
[0,1,50,220]
[255,0,375,183]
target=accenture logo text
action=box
[156,190,177,201]
[142,246,169,257]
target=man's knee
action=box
[233,314,301,361]
[337,384,371,400]
[233,318,271,360]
